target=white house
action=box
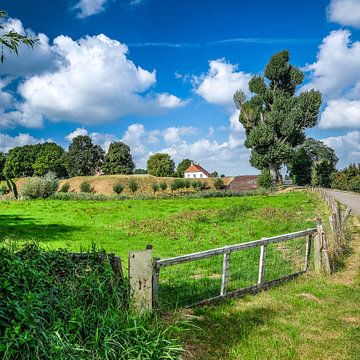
[184,162,211,179]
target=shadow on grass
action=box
[0,215,84,242]
[186,305,276,359]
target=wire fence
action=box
[153,229,315,309]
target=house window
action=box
[200,174,203,178]
[193,174,196,178]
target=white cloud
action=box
[304,30,360,99]
[162,127,197,143]
[0,133,47,153]
[0,18,57,76]
[73,0,110,18]
[194,59,252,108]
[17,33,186,125]
[328,0,360,28]
[320,99,360,128]
[322,131,360,168]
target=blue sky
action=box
[0,0,360,174]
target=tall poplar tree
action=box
[234,50,322,182]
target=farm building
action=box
[184,162,211,179]
[228,175,259,191]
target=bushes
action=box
[128,179,139,193]
[151,182,160,194]
[0,244,184,359]
[21,172,59,199]
[331,163,360,192]
[80,180,93,193]
[214,178,225,190]
[159,181,167,192]
[0,184,8,195]
[113,181,124,194]
[257,169,273,189]
[59,182,70,193]
[191,180,202,190]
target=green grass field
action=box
[1,191,359,359]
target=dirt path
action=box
[323,189,360,215]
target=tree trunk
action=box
[269,163,279,183]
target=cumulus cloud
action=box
[322,131,360,168]
[162,127,197,143]
[0,18,187,128]
[194,59,251,108]
[73,0,111,18]
[304,30,360,99]
[320,99,360,128]
[0,18,57,76]
[327,0,360,28]
[0,133,47,153]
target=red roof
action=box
[184,163,211,177]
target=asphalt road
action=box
[324,189,360,216]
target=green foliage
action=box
[0,184,8,195]
[151,182,160,194]
[175,159,192,177]
[211,171,219,178]
[147,153,175,177]
[191,180,202,190]
[0,152,6,179]
[134,168,147,174]
[0,10,38,63]
[113,181,124,194]
[200,182,210,190]
[128,178,139,193]
[159,181,167,192]
[184,179,191,189]
[3,144,42,178]
[80,180,93,193]
[21,172,59,199]
[257,169,273,189]
[234,50,322,182]
[331,163,360,192]
[5,178,18,199]
[311,160,336,188]
[66,136,104,177]
[0,244,184,359]
[59,183,70,193]
[32,142,67,178]
[102,141,135,175]
[214,177,225,190]
[171,178,185,191]
[289,148,312,185]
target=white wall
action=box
[184,172,208,179]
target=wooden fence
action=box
[128,224,334,311]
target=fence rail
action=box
[152,228,317,309]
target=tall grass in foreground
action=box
[0,244,185,359]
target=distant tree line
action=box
[332,163,360,192]
[0,135,218,180]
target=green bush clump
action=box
[171,178,185,191]
[0,184,8,195]
[331,163,360,192]
[159,181,167,192]
[200,182,210,190]
[191,180,202,190]
[128,179,138,193]
[80,180,93,193]
[214,178,225,190]
[151,182,160,194]
[21,172,59,199]
[0,244,184,359]
[59,182,70,193]
[113,181,124,194]
[257,169,273,189]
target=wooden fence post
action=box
[258,243,267,284]
[304,234,312,272]
[314,218,331,275]
[128,246,153,312]
[220,249,231,296]
[152,257,160,310]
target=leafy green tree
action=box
[175,159,192,177]
[151,182,160,194]
[311,160,336,188]
[128,179,138,193]
[147,153,175,177]
[257,169,273,189]
[134,168,147,174]
[0,152,6,179]
[32,142,67,178]
[0,10,37,63]
[234,50,322,183]
[288,148,312,185]
[211,171,219,178]
[102,142,135,175]
[65,136,104,177]
[214,177,225,190]
[3,144,42,178]
[159,181,167,192]
[300,138,338,165]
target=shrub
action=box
[151,182,160,194]
[214,178,225,190]
[191,180,202,190]
[21,172,59,199]
[0,184,8,195]
[200,182,210,190]
[257,169,273,189]
[59,183,70,193]
[171,178,185,192]
[159,181,167,192]
[128,179,138,193]
[80,180,93,193]
[184,179,191,189]
[113,182,124,194]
